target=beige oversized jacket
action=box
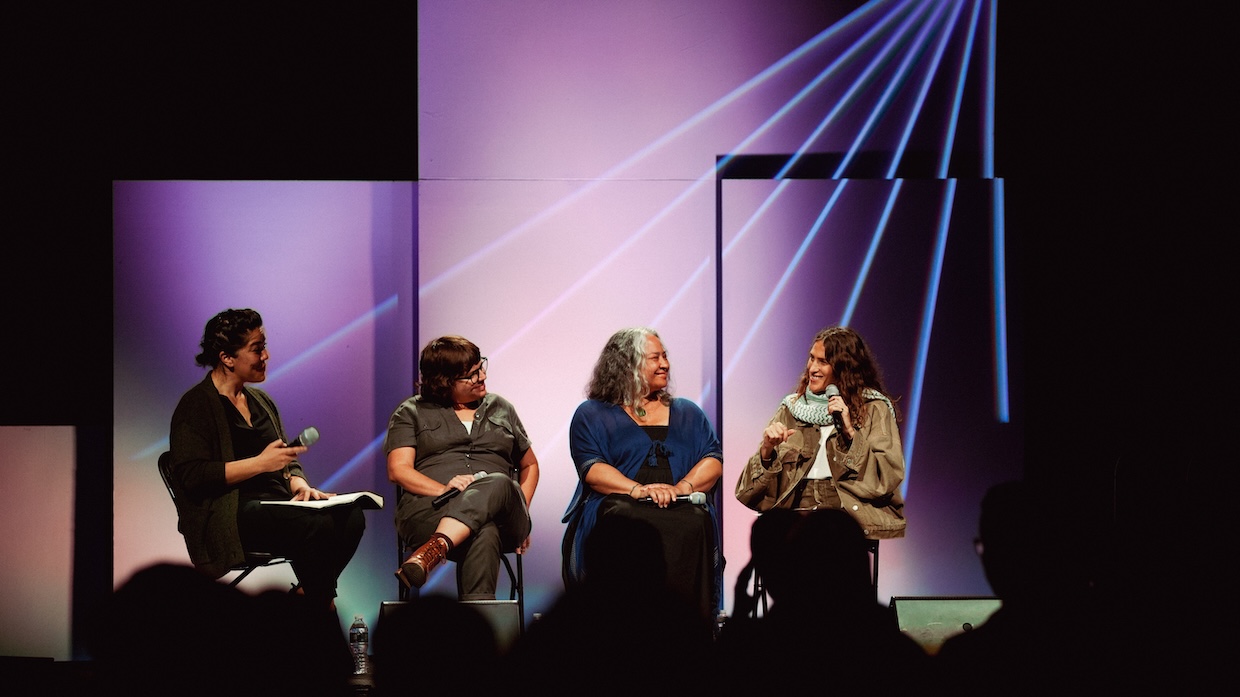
[734,397,906,539]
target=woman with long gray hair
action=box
[561,327,723,621]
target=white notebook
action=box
[260,490,384,510]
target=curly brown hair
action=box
[795,325,899,427]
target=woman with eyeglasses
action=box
[385,336,539,598]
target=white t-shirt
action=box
[805,423,835,479]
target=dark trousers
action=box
[396,475,531,600]
[596,494,716,621]
[237,498,367,605]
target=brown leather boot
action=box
[395,533,451,589]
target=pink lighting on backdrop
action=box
[114,181,414,633]
[102,1,1011,642]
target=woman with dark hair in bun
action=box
[167,308,366,610]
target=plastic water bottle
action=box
[348,614,369,674]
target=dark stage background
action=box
[4,1,1225,687]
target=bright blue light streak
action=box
[486,0,917,360]
[777,0,934,179]
[487,4,904,364]
[901,179,957,497]
[985,0,996,178]
[834,0,954,178]
[992,178,1009,421]
[987,1,1007,421]
[840,179,905,325]
[421,0,892,299]
[719,0,920,180]
[717,0,912,259]
[723,181,850,382]
[937,0,983,177]
[886,0,969,178]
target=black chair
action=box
[157,451,298,590]
[394,484,525,635]
[743,534,881,619]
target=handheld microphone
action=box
[287,427,320,449]
[432,471,492,508]
[639,491,706,505]
[823,384,845,433]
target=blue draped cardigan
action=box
[562,397,723,588]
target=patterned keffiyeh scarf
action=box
[783,389,833,425]
[783,387,893,425]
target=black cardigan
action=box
[167,373,306,578]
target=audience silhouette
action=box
[933,479,1114,694]
[502,513,714,696]
[90,562,351,697]
[55,474,1204,695]
[713,508,928,693]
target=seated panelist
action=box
[386,336,539,600]
[167,308,366,609]
[562,327,723,620]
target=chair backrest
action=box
[158,450,293,588]
[158,451,178,507]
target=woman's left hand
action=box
[826,394,855,438]
[290,476,334,501]
[641,482,680,508]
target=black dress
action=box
[593,425,716,620]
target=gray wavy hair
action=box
[585,327,672,412]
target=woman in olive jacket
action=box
[735,325,905,540]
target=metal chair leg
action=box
[869,539,880,602]
[515,553,525,635]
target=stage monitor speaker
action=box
[378,599,522,653]
[460,599,521,652]
[890,596,1001,655]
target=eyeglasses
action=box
[455,357,488,384]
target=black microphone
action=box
[639,491,707,505]
[824,384,845,433]
[432,471,494,508]
[287,427,320,449]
